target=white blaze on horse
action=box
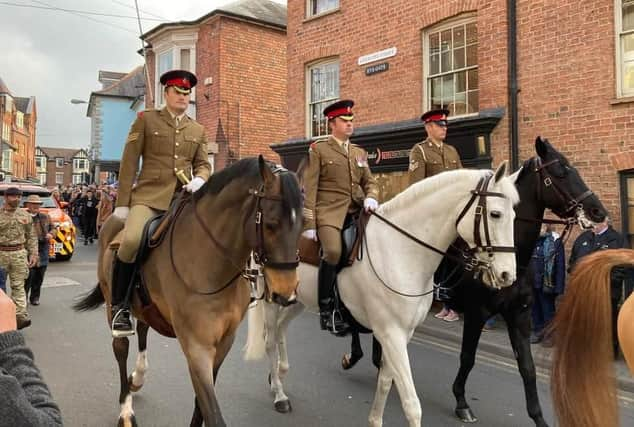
[244,162,520,427]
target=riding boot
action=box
[318,260,349,334]
[111,257,135,338]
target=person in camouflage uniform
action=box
[0,187,38,329]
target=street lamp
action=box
[70,99,88,104]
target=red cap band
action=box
[326,106,353,119]
[165,78,191,89]
[424,113,445,122]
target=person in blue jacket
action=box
[530,224,566,346]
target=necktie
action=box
[175,116,181,127]
[343,142,348,154]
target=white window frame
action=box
[72,174,83,185]
[38,172,47,185]
[152,30,198,113]
[423,14,479,118]
[306,0,339,18]
[73,158,87,171]
[16,112,24,129]
[35,156,46,171]
[306,58,340,139]
[55,172,64,185]
[616,0,634,97]
[55,158,64,168]
[2,149,12,172]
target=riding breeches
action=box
[318,225,341,265]
[117,205,162,263]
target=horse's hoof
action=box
[455,407,478,423]
[117,414,138,427]
[128,375,142,393]
[274,399,292,413]
[342,354,353,370]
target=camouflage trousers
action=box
[0,249,29,316]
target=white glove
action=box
[184,176,205,193]
[113,207,129,220]
[364,197,379,212]
[302,229,317,241]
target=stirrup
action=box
[111,308,135,338]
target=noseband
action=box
[455,174,516,258]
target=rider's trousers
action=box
[117,205,162,263]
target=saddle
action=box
[107,194,191,338]
[299,212,371,271]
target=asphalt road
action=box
[18,242,634,427]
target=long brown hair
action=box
[550,249,634,427]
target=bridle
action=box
[169,167,299,296]
[532,157,594,218]
[365,172,515,297]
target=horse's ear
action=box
[494,160,509,183]
[535,136,549,159]
[258,155,275,186]
[509,167,521,184]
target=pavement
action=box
[416,310,634,394]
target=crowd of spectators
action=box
[57,184,117,245]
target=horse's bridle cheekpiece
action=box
[533,157,594,217]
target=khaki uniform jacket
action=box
[116,108,212,211]
[0,208,37,257]
[303,136,379,230]
[408,138,462,184]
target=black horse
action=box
[342,137,607,427]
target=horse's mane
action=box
[379,168,519,216]
[550,249,634,427]
[194,157,301,213]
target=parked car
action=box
[0,183,77,261]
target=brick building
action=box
[36,147,89,187]
[141,0,287,170]
[0,77,37,181]
[274,0,634,246]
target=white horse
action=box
[244,162,520,427]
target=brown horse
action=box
[550,249,634,427]
[74,156,303,427]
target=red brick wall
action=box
[217,18,287,167]
[12,130,27,179]
[288,0,633,229]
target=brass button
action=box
[175,142,179,147]
[176,130,180,134]
[174,168,178,172]
[174,155,178,159]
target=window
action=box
[72,174,83,185]
[73,158,87,170]
[37,173,47,185]
[55,172,64,185]
[425,17,479,116]
[618,1,634,96]
[35,156,45,170]
[307,0,339,17]
[621,172,634,247]
[156,50,173,107]
[307,59,339,138]
[1,122,10,141]
[2,149,12,172]
[56,158,64,168]
[16,112,24,129]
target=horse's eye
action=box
[265,222,279,231]
[490,210,502,219]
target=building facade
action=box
[37,147,89,187]
[141,0,287,170]
[0,77,37,181]
[277,0,634,246]
[87,68,145,183]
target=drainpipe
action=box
[508,0,519,170]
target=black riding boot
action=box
[318,260,349,334]
[111,257,135,338]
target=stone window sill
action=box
[303,8,341,23]
[610,96,634,105]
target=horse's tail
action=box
[243,298,267,361]
[73,283,105,312]
[550,249,633,427]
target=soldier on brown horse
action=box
[74,156,303,427]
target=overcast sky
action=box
[0,0,285,150]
